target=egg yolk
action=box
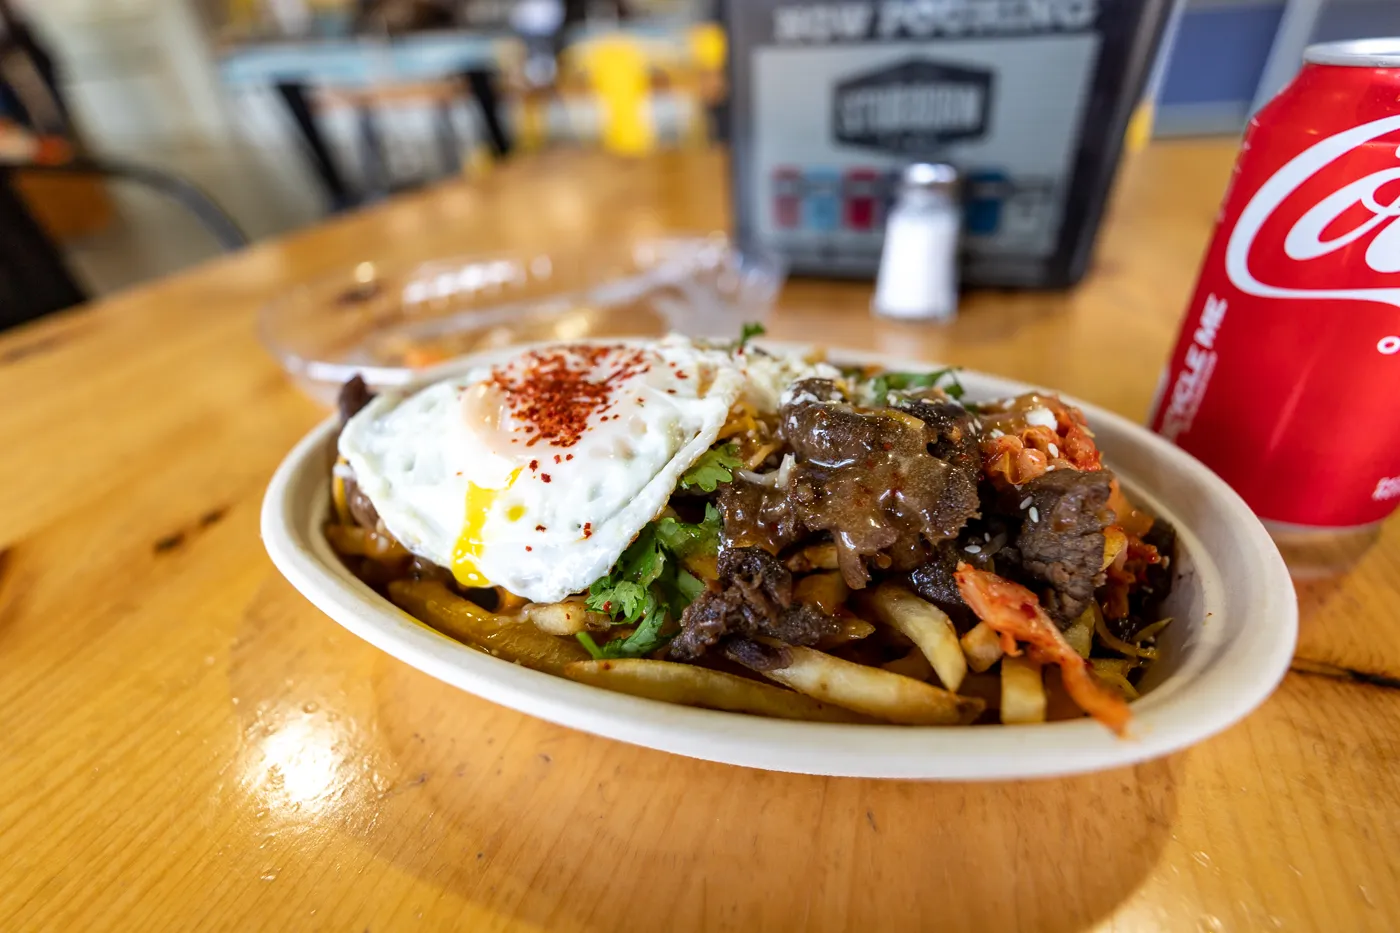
[452,468,521,587]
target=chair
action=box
[0,157,248,326]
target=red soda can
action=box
[1150,39,1400,549]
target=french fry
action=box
[325,524,410,564]
[563,659,869,723]
[331,464,353,526]
[682,552,718,583]
[958,672,1001,712]
[524,600,608,636]
[864,583,967,692]
[784,543,839,573]
[815,615,876,651]
[388,580,588,675]
[959,622,1005,673]
[1064,609,1094,659]
[747,639,983,725]
[1000,655,1047,724]
[793,572,850,615]
[495,588,530,613]
[881,647,934,681]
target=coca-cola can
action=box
[1150,39,1400,547]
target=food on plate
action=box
[326,330,1176,733]
[562,658,869,723]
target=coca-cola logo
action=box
[1227,114,1400,308]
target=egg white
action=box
[339,338,743,603]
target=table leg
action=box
[461,69,512,159]
[356,103,387,199]
[434,99,460,175]
[275,81,357,211]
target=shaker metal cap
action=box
[901,163,960,191]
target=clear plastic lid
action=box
[259,234,786,404]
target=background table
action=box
[3,143,1398,932]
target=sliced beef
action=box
[901,397,983,564]
[900,397,980,475]
[669,547,838,661]
[776,380,981,588]
[722,636,791,672]
[716,479,806,553]
[907,541,971,624]
[1014,469,1113,625]
[337,375,374,428]
[343,475,381,530]
[335,377,384,530]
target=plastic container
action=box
[258,235,786,404]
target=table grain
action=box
[2,143,1398,933]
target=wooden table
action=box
[3,144,1398,933]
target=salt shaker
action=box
[872,163,961,321]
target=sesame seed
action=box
[989,429,1004,439]
[964,544,982,554]
[1019,496,1032,509]
[983,532,991,542]
[1029,507,1040,523]
[1047,443,1060,458]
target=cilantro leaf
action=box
[869,367,965,403]
[734,321,766,349]
[680,444,743,492]
[582,605,669,658]
[577,588,668,659]
[585,526,666,624]
[668,566,705,615]
[653,503,722,558]
[579,507,720,658]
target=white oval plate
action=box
[261,345,1297,780]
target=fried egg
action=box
[339,338,744,603]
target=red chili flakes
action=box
[541,474,552,483]
[565,454,574,461]
[535,524,547,532]
[554,454,562,464]
[675,371,688,380]
[525,546,533,552]
[583,522,593,539]
[666,388,677,395]
[528,459,539,471]
[486,344,652,449]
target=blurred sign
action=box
[726,0,1175,288]
[834,59,993,152]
